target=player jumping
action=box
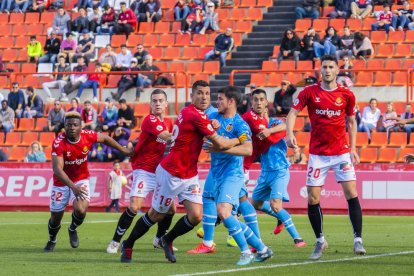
[44,111,132,252]
[286,55,366,260]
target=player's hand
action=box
[71,185,88,201]
[211,119,220,130]
[257,128,271,140]
[286,133,298,148]
[121,146,133,157]
[350,149,360,165]
[203,140,219,153]
[404,154,414,163]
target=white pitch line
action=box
[171,250,414,276]
[0,220,118,226]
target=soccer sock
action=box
[69,212,85,231]
[123,213,155,248]
[308,203,324,240]
[347,197,363,239]
[239,200,261,240]
[261,201,301,240]
[112,208,137,242]
[202,197,217,246]
[163,215,194,244]
[222,216,249,252]
[48,219,61,242]
[240,222,265,252]
[156,213,174,238]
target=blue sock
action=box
[202,197,217,243]
[222,216,249,252]
[261,201,300,240]
[240,222,265,252]
[239,200,261,240]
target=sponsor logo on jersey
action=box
[293,98,299,106]
[226,123,233,132]
[66,151,71,157]
[315,108,341,117]
[315,97,321,103]
[335,97,343,106]
[64,156,88,165]
[156,125,163,131]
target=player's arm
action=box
[286,109,300,148]
[396,117,414,125]
[206,132,240,150]
[347,115,360,165]
[52,155,88,200]
[257,122,286,140]
[215,140,252,156]
[97,133,133,156]
[157,131,172,143]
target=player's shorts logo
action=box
[335,97,344,106]
[339,161,352,171]
[187,184,201,194]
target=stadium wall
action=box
[1,163,414,215]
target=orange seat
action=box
[216,9,230,19]
[8,147,27,161]
[272,46,280,58]
[393,71,407,86]
[356,132,369,147]
[197,47,214,59]
[286,73,303,84]
[367,59,385,70]
[0,13,8,24]
[293,117,305,131]
[386,59,403,69]
[295,19,312,32]
[388,31,405,43]
[262,60,278,71]
[247,8,263,20]
[370,31,386,43]
[154,61,168,71]
[377,148,397,163]
[12,24,28,36]
[322,6,335,17]
[187,61,203,74]
[267,73,284,86]
[16,118,35,131]
[234,21,252,33]
[373,71,392,86]
[21,132,39,146]
[3,132,21,146]
[27,24,45,36]
[106,75,121,88]
[138,22,154,33]
[250,73,267,86]
[389,132,407,147]
[369,132,388,147]
[230,8,246,20]
[403,58,414,68]
[406,30,414,42]
[25,13,40,24]
[148,47,163,59]
[134,103,150,117]
[175,35,191,46]
[43,146,52,161]
[355,72,373,86]
[170,62,185,72]
[162,47,181,60]
[161,0,176,8]
[393,102,406,114]
[352,59,366,69]
[279,60,296,71]
[376,44,394,58]
[394,44,412,57]
[39,132,56,147]
[329,19,345,30]
[347,18,363,31]
[2,49,18,62]
[182,47,198,60]
[34,118,48,131]
[312,19,328,32]
[111,35,127,48]
[171,22,181,33]
[295,132,310,147]
[362,17,377,30]
[142,34,158,46]
[198,150,209,163]
[24,75,41,88]
[154,22,170,34]
[22,63,37,73]
[398,147,413,162]
[257,0,272,6]
[359,147,378,163]
[126,34,143,47]
[191,34,208,46]
[159,34,175,46]
[297,60,313,70]
[9,13,24,24]
[203,61,220,74]
[0,37,14,49]
[40,12,54,24]
[0,76,9,88]
[14,36,29,48]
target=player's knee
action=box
[128,202,141,214]
[251,200,262,210]
[217,204,232,220]
[148,208,165,222]
[270,199,282,213]
[344,190,358,200]
[188,211,202,225]
[167,204,176,215]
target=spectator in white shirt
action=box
[358,98,381,141]
[114,44,132,71]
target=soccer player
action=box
[120,80,240,263]
[244,89,306,248]
[286,55,366,260]
[107,89,175,254]
[44,111,132,252]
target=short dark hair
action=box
[1,100,7,105]
[251,88,267,97]
[120,44,127,48]
[369,98,378,104]
[71,97,79,104]
[321,55,338,65]
[192,80,209,92]
[96,62,102,67]
[113,160,120,165]
[30,35,36,40]
[119,99,127,104]
[12,82,18,86]
[84,100,91,104]
[151,89,167,100]
[26,86,34,93]
[219,86,242,105]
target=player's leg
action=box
[154,203,177,251]
[70,195,89,249]
[44,211,64,252]
[239,194,261,241]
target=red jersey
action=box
[242,110,286,170]
[161,104,215,179]
[292,83,356,156]
[131,114,173,173]
[51,130,98,187]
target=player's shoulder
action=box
[243,110,258,121]
[208,111,219,120]
[187,104,208,120]
[144,114,160,124]
[302,83,319,93]
[81,129,96,136]
[53,133,66,149]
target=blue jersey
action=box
[209,112,252,179]
[260,118,290,171]
[205,105,218,117]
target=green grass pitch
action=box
[1,212,413,275]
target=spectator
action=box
[99,97,118,132]
[114,44,133,71]
[70,7,90,34]
[113,2,137,39]
[288,147,307,164]
[353,31,373,59]
[63,56,88,95]
[25,141,47,162]
[378,102,399,135]
[204,28,234,67]
[39,31,61,64]
[31,0,48,13]
[0,149,7,161]
[60,32,77,63]
[74,29,95,63]
[372,4,394,32]
[178,5,204,34]
[76,63,102,102]
[99,44,118,71]
[145,0,162,22]
[44,100,65,134]
[72,0,92,11]
[111,58,140,101]
[392,1,413,31]
[199,2,219,34]
[133,44,149,68]
[355,103,362,126]
[140,54,172,92]
[27,36,44,63]
[48,7,70,36]
[337,55,354,87]
[336,25,354,59]
[300,27,322,61]
[0,0,13,14]
[351,0,373,19]
[7,82,25,118]
[273,80,296,116]
[134,0,149,22]
[89,142,110,162]
[14,0,31,13]
[359,98,381,141]
[237,89,251,115]
[117,99,136,129]
[400,103,414,142]
[67,97,83,113]
[88,4,102,33]
[106,161,124,212]
[277,29,301,64]
[319,27,340,57]
[329,0,353,18]
[109,126,131,160]
[23,86,44,118]
[98,4,116,35]
[0,100,15,134]
[175,0,191,21]
[42,55,70,102]
[81,100,98,130]
[295,0,320,19]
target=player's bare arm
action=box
[97,133,133,157]
[157,130,173,143]
[286,109,300,148]
[52,155,87,200]
[214,140,253,156]
[207,132,240,150]
[347,115,360,165]
[257,122,286,140]
[211,119,220,130]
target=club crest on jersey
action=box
[293,98,299,106]
[207,124,214,131]
[226,123,233,132]
[156,125,163,131]
[335,97,343,106]
[82,146,89,154]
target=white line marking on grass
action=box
[0,220,118,226]
[171,250,414,276]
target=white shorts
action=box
[244,170,250,184]
[306,153,356,187]
[49,180,90,212]
[152,165,202,214]
[130,169,157,198]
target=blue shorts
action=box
[252,168,290,202]
[215,174,244,211]
[202,171,215,199]
[239,184,248,199]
